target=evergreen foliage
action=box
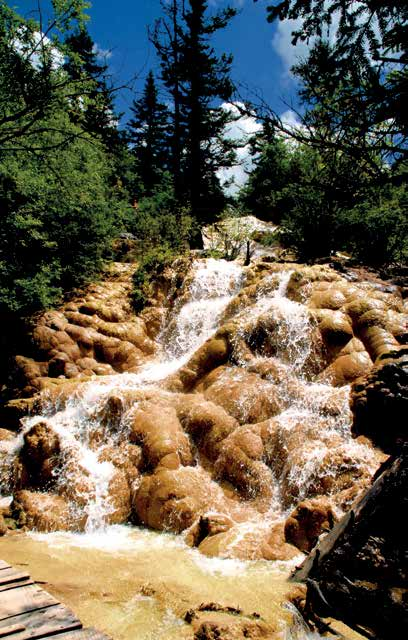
[151,0,238,226]
[0,111,122,316]
[63,26,121,150]
[260,0,408,171]
[127,71,170,198]
[0,2,128,320]
[251,0,408,265]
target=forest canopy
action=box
[0,0,407,332]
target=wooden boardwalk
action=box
[0,560,111,640]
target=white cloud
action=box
[93,43,113,61]
[218,102,262,196]
[272,18,316,77]
[272,3,381,79]
[14,30,64,70]
[280,109,302,129]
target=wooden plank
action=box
[47,629,111,640]
[0,570,30,586]
[0,585,58,621]
[0,580,34,594]
[0,603,81,640]
[0,624,26,638]
[0,561,111,640]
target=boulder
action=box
[133,466,224,533]
[185,514,234,547]
[316,310,354,349]
[214,424,273,499]
[98,443,142,486]
[20,421,61,488]
[351,355,408,453]
[129,402,193,470]
[178,337,230,390]
[202,367,282,424]
[12,490,81,532]
[106,468,132,524]
[197,521,298,562]
[176,394,238,461]
[284,497,336,553]
[317,351,372,387]
[261,522,300,561]
[186,604,279,640]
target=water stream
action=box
[0,257,377,639]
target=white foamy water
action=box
[2,261,380,533]
[161,258,244,359]
[6,258,245,531]
[247,270,313,373]
[0,258,381,640]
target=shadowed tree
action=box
[151,0,238,235]
[127,71,170,197]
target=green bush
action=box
[342,185,408,266]
[280,183,339,260]
[123,176,194,252]
[131,245,177,312]
[0,112,122,317]
[125,181,194,312]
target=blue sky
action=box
[13,0,305,126]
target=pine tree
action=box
[261,0,408,173]
[181,0,237,225]
[63,27,120,149]
[150,0,184,199]
[151,0,238,231]
[127,71,170,197]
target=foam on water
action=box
[161,257,244,360]
[7,258,245,531]
[0,257,379,639]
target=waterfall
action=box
[2,258,380,533]
[6,258,245,532]
[161,257,244,360]
[0,256,387,640]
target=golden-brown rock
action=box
[12,490,81,532]
[284,497,336,553]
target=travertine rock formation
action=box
[1,258,406,566]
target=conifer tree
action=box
[127,71,170,196]
[259,0,408,173]
[181,0,237,225]
[150,0,184,199]
[64,27,120,149]
[152,0,238,230]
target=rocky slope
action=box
[0,257,407,576]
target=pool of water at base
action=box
[0,524,307,639]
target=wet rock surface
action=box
[4,263,159,398]
[185,603,279,639]
[351,352,408,453]
[0,257,406,563]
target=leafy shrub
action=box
[280,183,339,260]
[342,185,408,266]
[0,112,122,317]
[131,245,177,312]
[123,176,193,253]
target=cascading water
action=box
[2,258,245,532]
[160,257,244,360]
[230,269,378,512]
[0,257,384,640]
